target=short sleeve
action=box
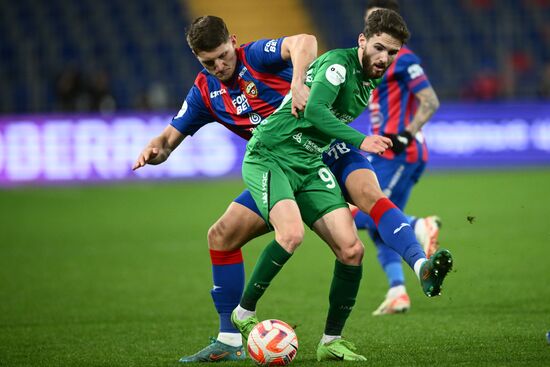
[394,53,431,93]
[170,85,214,136]
[243,38,292,72]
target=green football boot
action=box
[420,248,453,297]
[230,309,259,344]
[178,337,246,363]
[316,339,367,361]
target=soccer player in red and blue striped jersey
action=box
[133,16,316,362]
[353,0,443,316]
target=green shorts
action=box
[242,137,347,228]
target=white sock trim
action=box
[414,258,427,279]
[321,334,341,345]
[217,332,243,347]
[387,285,407,298]
[235,305,255,320]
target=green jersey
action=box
[251,47,381,166]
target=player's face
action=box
[195,35,238,82]
[358,33,401,79]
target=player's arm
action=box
[132,125,185,170]
[386,87,439,154]
[280,34,318,117]
[386,58,440,154]
[305,81,391,154]
[132,82,214,170]
[406,86,439,135]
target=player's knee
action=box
[207,220,238,251]
[338,238,364,265]
[275,227,304,253]
[357,186,385,213]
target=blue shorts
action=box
[322,141,374,201]
[369,155,426,209]
[233,189,263,218]
[234,140,373,217]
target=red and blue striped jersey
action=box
[171,38,292,140]
[369,46,431,163]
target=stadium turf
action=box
[1,169,549,366]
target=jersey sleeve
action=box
[394,53,431,94]
[304,57,366,148]
[243,38,292,73]
[170,85,214,136]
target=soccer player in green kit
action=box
[231,9,453,361]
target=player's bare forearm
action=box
[406,87,440,135]
[287,34,317,84]
[132,125,185,170]
[281,34,317,74]
[360,135,392,155]
[281,34,318,116]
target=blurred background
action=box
[0,0,550,186]
[1,0,550,114]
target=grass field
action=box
[1,169,550,366]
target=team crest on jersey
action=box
[244,81,258,98]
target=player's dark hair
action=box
[365,0,400,12]
[186,16,230,53]
[363,8,410,44]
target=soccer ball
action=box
[247,319,298,366]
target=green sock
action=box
[241,240,292,311]
[324,260,363,335]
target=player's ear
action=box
[358,33,367,49]
[230,34,237,47]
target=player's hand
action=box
[290,82,310,118]
[384,131,414,155]
[132,147,166,170]
[359,135,392,154]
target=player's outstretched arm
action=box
[280,34,318,117]
[132,125,185,170]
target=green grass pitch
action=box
[1,169,550,366]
